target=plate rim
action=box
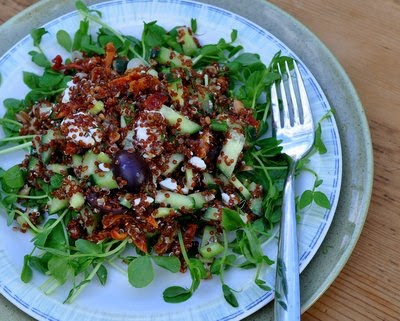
[0,0,373,320]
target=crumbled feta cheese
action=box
[62,113,102,146]
[133,196,154,207]
[221,193,238,206]
[61,80,76,103]
[189,156,206,170]
[180,186,189,194]
[75,72,87,79]
[98,163,110,172]
[136,126,149,141]
[159,178,178,191]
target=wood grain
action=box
[1,0,399,320]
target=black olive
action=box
[150,48,160,59]
[113,58,128,74]
[112,150,151,193]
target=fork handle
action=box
[274,161,300,321]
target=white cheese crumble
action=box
[189,156,206,170]
[61,113,101,146]
[159,178,178,191]
[136,126,149,141]
[221,193,238,206]
[61,80,76,103]
[133,196,154,207]
[204,194,215,202]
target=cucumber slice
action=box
[70,192,85,210]
[81,207,100,236]
[217,174,230,186]
[203,207,221,221]
[89,100,104,114]
[185,168,194,190]
[217,129,245,178]
[189,192,214,209]
[177,27,199,56]
[199,242,224,259]
[162,153,184,176]
[119,195,132,209]
[250,198,262,215]
[153,207,175,218]
[72,154,82,168]
[200,226,217,248]
[160,105,201,135]
[91,172,118,189]
[168,79,184,107]
[156,47,191,67]
[155,191,195,210]
[49,198,68,214]
[230,176,251,200]
[41,130,55,163]
[97,152,111,164]
[48,164,69,175]
[81,151,98,178]
[198,92,213,114]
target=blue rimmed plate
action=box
[0,1,342,320]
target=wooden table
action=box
[1,1,399,320]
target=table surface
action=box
[0,0,399,320]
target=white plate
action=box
[0,1,342,320]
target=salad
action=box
[0,1,332,307]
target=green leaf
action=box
[314,123,327,154]
[48,256,70,284]
[23,72,40,89]
[30,28,48,47]
[163,286,192,303]
[50,173,63,189]
[3,165,25,189]
[222,208,245,231]
[21,255,33,283]
[142,21,167,48]
[314,179,323,188]
[230,29,238,42]
[313,191,331,209]
[153,256,180,273]
[262,255,275,266]
[128,256,154,288]
[28,256,48,274]
[96,264,108,285]
[56,30,72,52]
[222,284,238,307]
[190,18,197,34]
[28,51,51,68]
[38,70,65,89]
[255,278,272,291]
[299,190,313,209]
[75,239,102,254]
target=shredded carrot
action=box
[104,42,116,68]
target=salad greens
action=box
[0,0,333,307]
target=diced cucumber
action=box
[185,168,194,190]
[189,192,214,209]
[153,207,175,218]
[203,173,218,189]
[156,47,191,67]
[200,226,217,248]
[160,105,201,135]
[72,154,82,168]
[49,198,68,214]
[69,192,85,210]
[48,164,69,175]
[203,207,221,221]
[91,172,118,189]
[168,79,184,107]
[217,129,245,178]
[97,152,111,164]
[162,153,184,176]
[89,100,104,114]
[81,151,98,178]
[147,68,158,77]
[119,195,132,208]
[249,198,262,216]
[155,191,195,210]
[230,176,251,200]
[41,130,55,163]
[217,174,230,186]
[177,27,199,56]
[81,207,100,235]
[199,242,224,259]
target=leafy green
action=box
[56,30,73,52]
[96,264,108,285]
[190,18,197,34]
[128,256,154,288]
[30,28,48,47]
[163,286,192,303]
[153,256,180,273]
[221,208,245,231]
[222,284,238,307]
[29,51,51,68]
[21,255,33,283]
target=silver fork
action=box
[271,60,314,321]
